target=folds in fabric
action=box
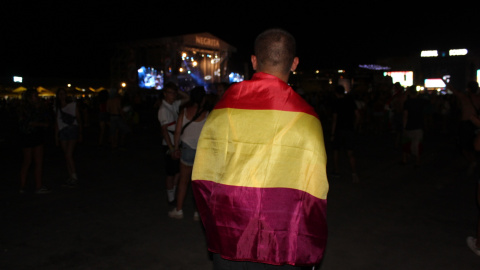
[193,108,328,199]
[192,72,328,266]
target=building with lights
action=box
[295,48,480,96]
[375,48,480,93]
[111,32,238,92]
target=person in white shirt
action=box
[157,82,189,205]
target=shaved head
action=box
[254,29,296,74]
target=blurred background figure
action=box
[401,86,429,167]
[18,88,51,194]
[55,88,82,187]
[106,88,131,150]
[214,82,229,103]
[97,89,109,147]
[331,85,360,182]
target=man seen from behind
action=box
[192,28,329,269]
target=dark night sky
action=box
[1,1,477,81]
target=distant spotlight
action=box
[359,64,390,71]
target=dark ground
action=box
[1,121,480,269]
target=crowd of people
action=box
[2,28,480,267]
[1,87,156,194]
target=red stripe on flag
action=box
[215,72,318,118]
[192,180,327,266]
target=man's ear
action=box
[251,55,257,71]
[290,57,299,72]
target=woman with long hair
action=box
[169,86,213,219]
[55,88,82,187]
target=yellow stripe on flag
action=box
[193,108,328,200]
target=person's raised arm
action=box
[177,90,190,107]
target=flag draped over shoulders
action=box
[192,72,328,266]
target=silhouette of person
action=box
[331,85,360,182]
[401,86,429,166]
[191,28,328,269]
[214,82,229,103]
[465,107,480,256]
[388,82,406,147]
[97,89,109,147]
[55,88,82,187]
[447,81,480,174]
[18,88,51,194]
[106,88,131,150]
[466,172,480,256]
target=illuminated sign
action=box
[384,71,413,87]
[13,76,22,83]
[195,36,220,48]
[421,49,468,57]
[421,50,438,57]
[424,78,446,88]
[449,49,468,56]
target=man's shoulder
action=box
[158,102,170,115]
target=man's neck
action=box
[257,70,289,83]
